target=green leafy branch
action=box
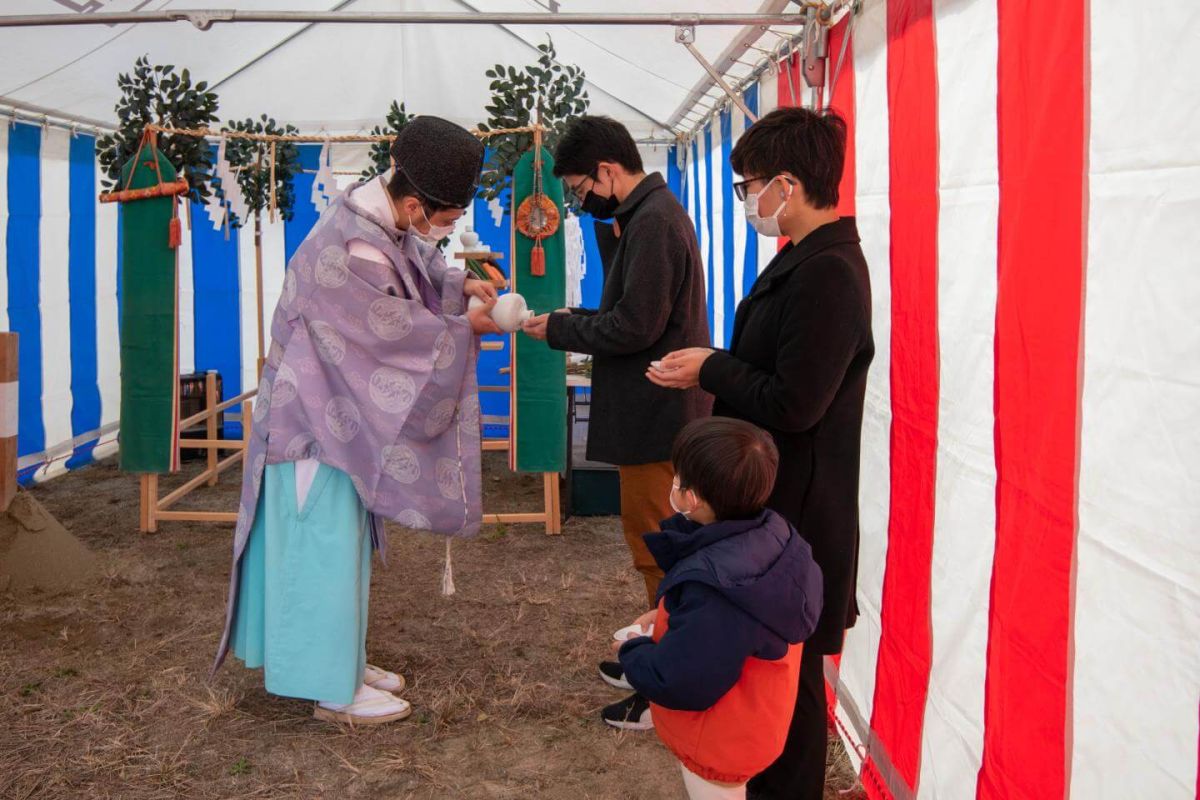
[361,101,413,180]
[97,55,220,200]
[220,115,301,226]
[477,37,589,209]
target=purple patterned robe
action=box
[214,181,482,670]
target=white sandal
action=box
[314,684,412,725]
[364,663,406,693]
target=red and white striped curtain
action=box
[806,3,1200,796]
[765,2,1199,798]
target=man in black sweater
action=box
[523,117,711,727]
[525,117,711,604]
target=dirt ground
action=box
[0,454,863,799]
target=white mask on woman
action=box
[744,176,793,238]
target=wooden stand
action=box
[453,251,508,290]
[481,436,562,535]
[138,373,256,533]
[477,329,562,535]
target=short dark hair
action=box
[385,168,463,212]
[729,107,846,209]
[552,116,644,178]
[671,417,779,520]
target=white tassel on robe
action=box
[441,538,456,596]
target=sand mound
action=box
[0,492,96,595]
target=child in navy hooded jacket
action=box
[616,417,823,798]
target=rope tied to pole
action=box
[144,123,548,143]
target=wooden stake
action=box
[0,333,18,514]
[205,372,219,487]
[138,474,151,533]
[145,473,159,533]
[543,472,563,536]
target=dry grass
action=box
[0,454,864,799]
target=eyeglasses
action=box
[565,174,595,199]
[732,176,768,202]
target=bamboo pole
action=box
[254,213,265,381]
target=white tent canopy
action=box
[0,0,805,138]
[0,3,1197,800]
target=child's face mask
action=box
[669,480,695,518]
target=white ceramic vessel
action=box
[459,227,481,250]
[469,293,534,333]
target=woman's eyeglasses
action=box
[732,176,766,202]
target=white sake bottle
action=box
[468,293,534,333]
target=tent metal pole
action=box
[691,57,750,118]
[665,0,803,131]
[0,96,114,133]
[0,11,810,29]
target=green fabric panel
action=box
[511,148,566,473]
[117,142,179,473]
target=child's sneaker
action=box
[313,684,412,725]
[601,693,654,731]
[598,660,634,690]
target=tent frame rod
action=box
[0,11,811,30]
[680,38,759,125]
[665,0,797,131]
[0,96,114,134]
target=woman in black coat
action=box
[649,107,874,800]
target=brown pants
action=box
[617,461,675,607]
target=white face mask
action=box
[744,176,792,238]
[669,481,692,518]
[415,204,456,245]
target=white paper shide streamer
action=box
[207,138,249,230]
[564,212,585,309]
[311,140,340,212]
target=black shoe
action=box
[598,660,633,691]
[601,693,653,731]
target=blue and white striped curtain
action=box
[0,133,614,480]
[1,123,120,482]
[668,80,779,350]
[0,127,322,482]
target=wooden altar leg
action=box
[140,473,159,533]
[205,372,219,487]
[543,472,562,536]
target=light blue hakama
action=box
[231,461,371,705]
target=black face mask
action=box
[580,171,620,220]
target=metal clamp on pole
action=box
[676,25,759,124]
[801,7,828,108]
[169,10,235,31]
